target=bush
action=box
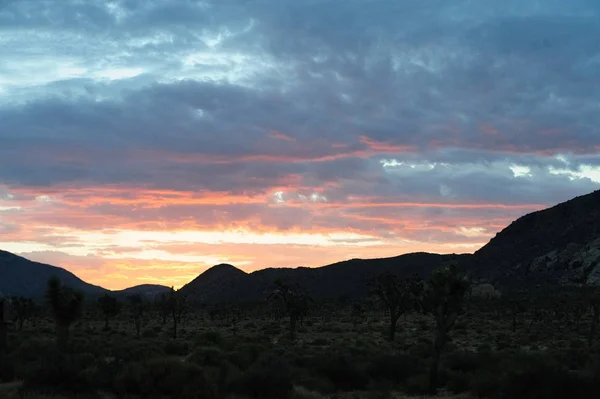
[502,368,599,399]
[188,346,226,368]
[113,341,165,362]
[21,353,94,394]
[403,374,429,395]
[366,354,420,385]
[309,353,368,391]
[445,350,495,373]
[9,338,59,378]
[446,370,470,393]
[195,331,224,347]
[115,357,218,399]
[227,343,268,370]
[164,339,190,356]
[232,353,294,399]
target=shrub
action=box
[164,339,190,356]
[232,353,293,399]
[21,353,93,394]
[403,373,429,395]
[113,341,165,362]
[446,371,470,393]
[115,357,218,399]
[445,350,495,373]
[227,343,267,370]
[366,354,420,385]
[309,353,368,391]
[195,330,224,347]
[188,346,226,368]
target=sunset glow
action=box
[2,0,600,289]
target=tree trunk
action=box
[512,312,517,332]
[18,318,24,331]
[56,324,69,352]
[172,318,177,339]
[135,318,141,338]
[104,316,109,330]
[389,313,399,342]
[429,331,446,393]
[588,308,599,347]
[0,322,7,357]
[289,314,297,338]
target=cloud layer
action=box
[1,0,600,288]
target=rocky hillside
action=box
[467,189,600,287]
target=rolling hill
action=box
[0,250,108,298]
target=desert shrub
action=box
[308,353,368,392]
[21,353,94,394]
[445,350,496,373]
[9,338,59,378]
[232,353,293,399]
[227,343,267,370]
[501,367,599,399]
[403,373,429,395]
[188,346,226,368]
[113,341,165,362]
[141,328,158,338]
[310,337,329,346]
[555,348,590,370]
[469,370,503,397]
[115,357,218,399]
[163,339,190,356]
[261,322,282,335]
[195,330,224,347]
[366,354,421,385]
[446,370,471,393]
[0,355,16,383]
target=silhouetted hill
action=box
[467,189,600,287]
[180,253,468,303]
[0,250,107,298]
[113,284,171,299]
[3,189,599,301]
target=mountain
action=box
[466,189,600,288]
[180,253,468,303]
[0,250,108,298]
[0,250,170,299]
[113,284,171,299]
[2,189,600,301]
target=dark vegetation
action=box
[2,265,600,399]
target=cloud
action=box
[1,0,600,288]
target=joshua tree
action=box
[157,293,170,325]
[369,272,424,341]
[127,294,144,337]
[11,296,37,331]
[587,288,600,346]
[98,294,121,330]
[0,296,10,356]
[45,276,84,351]
[423,265,470,393]
[269,280,312,338]
[168,287,187,339]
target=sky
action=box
[1,0,600,290]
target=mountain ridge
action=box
[2,189,600,300]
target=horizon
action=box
[2,0,600,290]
